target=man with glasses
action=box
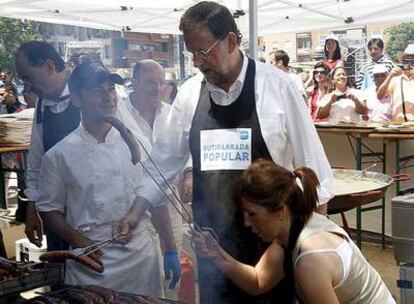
[378,44,414,121]
[135,2,333,303]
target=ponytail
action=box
[292,168,319,222]
[235,159,320,224]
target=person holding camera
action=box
[377,44,414,122]
[316,67,367,122]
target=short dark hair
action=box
[367,38,384,50]
[274,50,290,67]
[16,40,65,72]
[324,39,341,61]
[179,1,242,45]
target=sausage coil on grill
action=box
[81,285,117,302]
[103,116,141,165]
[65,289,96,304]
[39,251,104,273]
[134,295,165,304]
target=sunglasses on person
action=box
[314,70,327,76]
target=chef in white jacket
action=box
[36,59,173,294]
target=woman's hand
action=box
[192,229,221,260]
[330,94,339,104]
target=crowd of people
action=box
[276,33,414,124]
[1,1,409,303]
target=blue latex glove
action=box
[164,250,181,289]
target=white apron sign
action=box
[200,128,252,171]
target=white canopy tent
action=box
[1,0,413,36]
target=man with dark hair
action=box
[135,2,333,303]
[36,59,163,294]
[15,40,81,250]
[355,37,396,90]
[272,49,307,104]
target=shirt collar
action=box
[78,122,118,144]
[42,85,70,105]
[42,84,71,113]
[206,51,249,106]
[127,95,163,118]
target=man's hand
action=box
[164,250,181,289]
[390,67,403,78]
[25,202,43,248]
[69,232,102,262]
[112,218,136,245]
[179,170,193,204]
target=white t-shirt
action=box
[318,88,366,122]
[364,86,391,121]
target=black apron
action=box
[37,97,80,251]
[189,57,294,303]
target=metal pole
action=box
[249,0,258,60]
[179,35,185,80]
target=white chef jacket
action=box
[24,85,71,202]
[137,52,333,206]
[25,88,132,202]
[287,70,306,97]
[318,88,366,123]
[36,124,162,295]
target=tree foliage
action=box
[385,22,414,62]
[0,17,52,71]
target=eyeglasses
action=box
[314,70,326,75]
[183,35,226,60]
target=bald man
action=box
[117,60,190,297]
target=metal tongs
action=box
[70,233,122,257]
[108,117,220,248]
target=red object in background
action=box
[178,250,196,304]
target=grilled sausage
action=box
[74,288,105,304]
[81,285,117,302]
[30,296,63,304]
[103,115,141,165]
[112,296,141,304]
[65,289,95,304]
[134,295,166,304]
[39,251,104,273]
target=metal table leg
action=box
[0,153,6,209]
[355,137,362,248]
[381,142,386,249]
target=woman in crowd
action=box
[322,34,344,70]
[194,159,395,304]
[355,37,396,90]
[307,62,331,120]
[317,67,367,122]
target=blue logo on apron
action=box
[240,130,249,140]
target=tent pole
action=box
[249,0,258,60]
